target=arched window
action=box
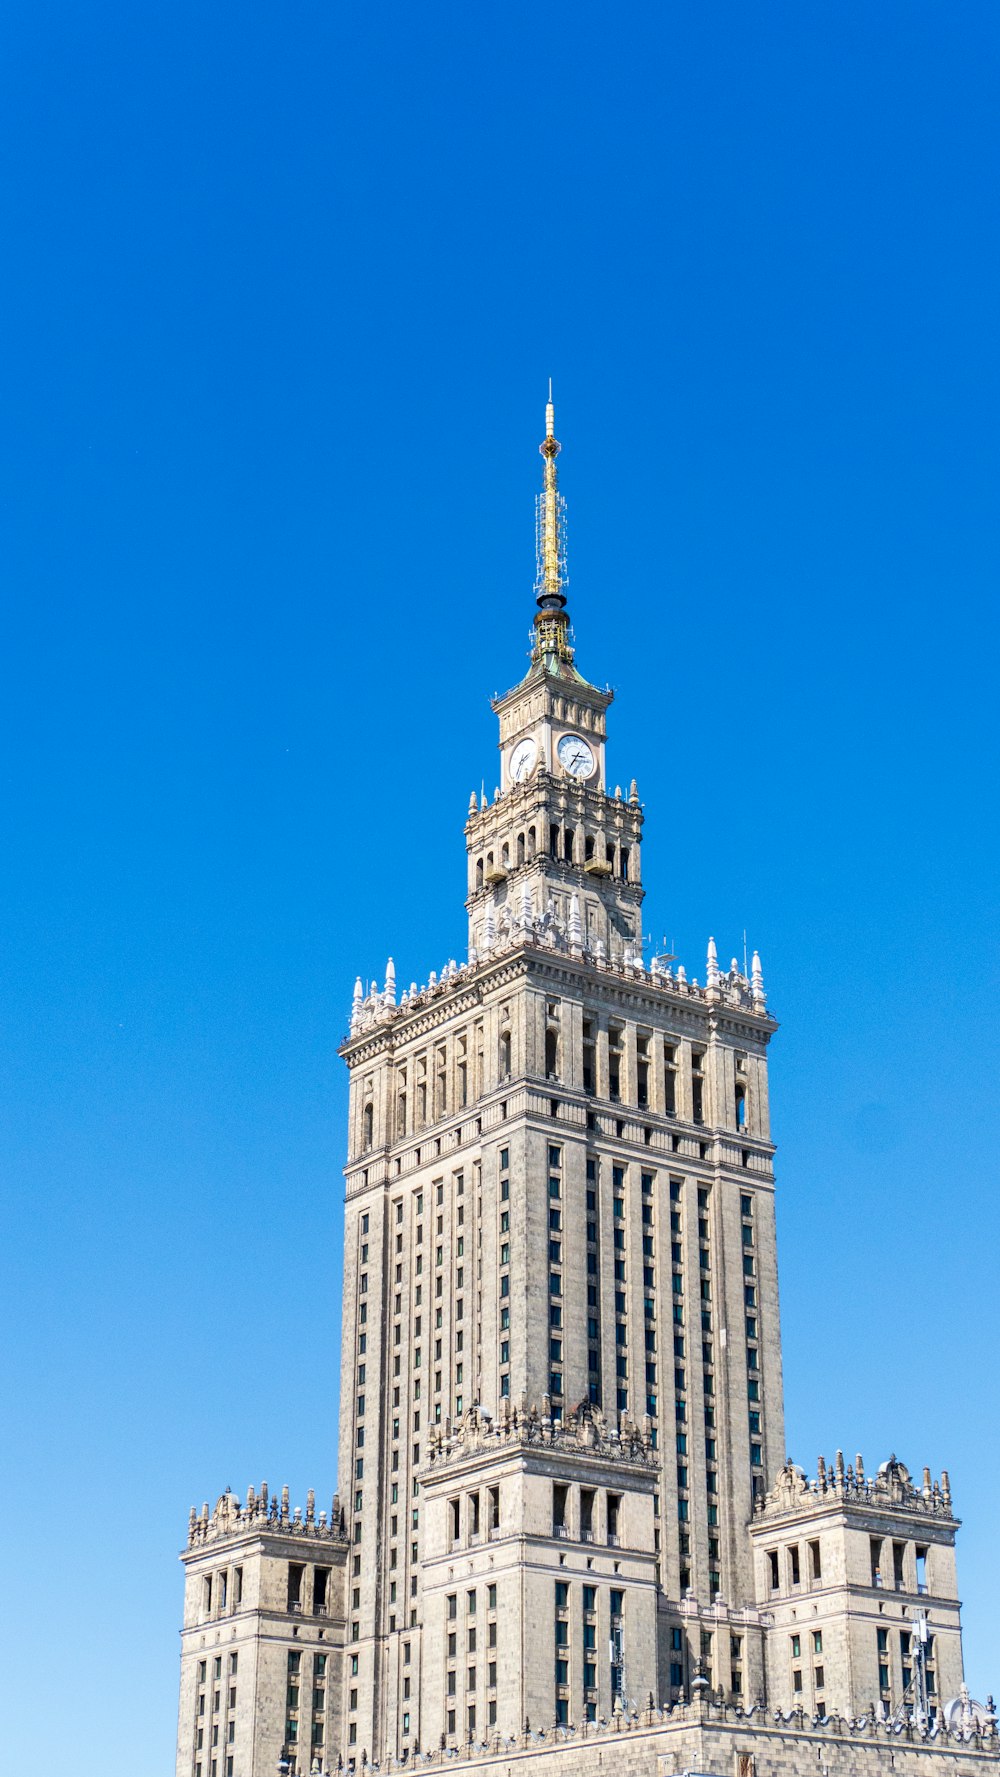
[584,834,595,861]
[549,825,560,859]
[735,1084,746,1130]
[545,1028,559,1080]
[476,858,484,891]
[564,827,575,863]
[620,847,630,881]
[499,1030,511,1078]
[362,1101,374,1150]
[501,842,510,869]
[527,825,537,860]
[517,833,525,867]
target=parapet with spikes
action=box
[186,1484,347,1549]
[424,1396,658,1476]
[327,1688,999,1773]
[755,1454,956,1522]
[345,925,770,1043]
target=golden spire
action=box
[533,382,573,665]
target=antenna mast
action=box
[532,386,573,664]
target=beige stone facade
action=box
[176,1488,348,1777]
[750,1455,964,1722]
[173,400,996,1777]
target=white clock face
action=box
[557,734,596,779]
[508,736,538,783]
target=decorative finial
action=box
[751,949,766,1010]
[384,958,396,1007]
[533,388,572,665]
[706,936,719,989]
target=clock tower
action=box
[466,392,644,967]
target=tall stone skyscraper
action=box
[338,388,783,1753]
[174,398,989,1777]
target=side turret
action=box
[176,1485,347,1777]
[750,1454,964,1723]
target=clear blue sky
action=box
[1,3,997,1769]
